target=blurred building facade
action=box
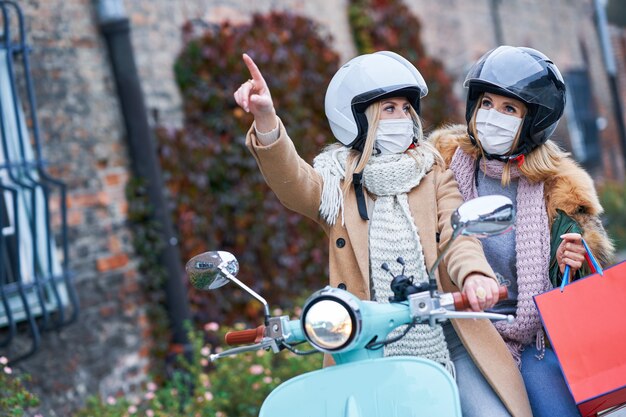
[1,0,624,414]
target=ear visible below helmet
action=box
[325,51,428,151]
[464,45,566,160]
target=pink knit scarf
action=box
[450,148,551,363]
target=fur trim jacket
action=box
[429,124,615,270]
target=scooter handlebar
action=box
[225,325,266,345]
[452,286,508,310]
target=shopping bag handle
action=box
[559,237,604,292]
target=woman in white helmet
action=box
[234,51,531,415]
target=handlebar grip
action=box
[224,325,266,345]
[452,286,508,310]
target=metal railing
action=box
[0,0,78,362]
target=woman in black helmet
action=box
[234,51,533,412]
[431,45,614,417]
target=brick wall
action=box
[2,1,147,415]
[2,0,623,415]
[3,1,356,415]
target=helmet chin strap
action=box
[468,131,527,167]
[347,141,370,221]
[352,171,369,221]
[510,154,526,168]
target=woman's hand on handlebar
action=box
[234,53,277,133]
[462,274,500,312]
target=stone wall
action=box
[1,1,148,416]
[1,0,623,415]
[2,1,356,415]
[406,0,624,178]
[119,0,357,128]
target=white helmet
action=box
[324,51,428,151]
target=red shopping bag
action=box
[534,260,626,416]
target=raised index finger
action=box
[243,53,266,86]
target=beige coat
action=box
[246,120,533,417]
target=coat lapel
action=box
[343,189,370,284]
[408,173,438,274]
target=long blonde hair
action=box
[467,93,568,185]
[337,101,443,195]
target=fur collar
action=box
[429,124,615,266]
[429,124,603,219]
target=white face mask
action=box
[475,108,523,155]
[374,119,415,155]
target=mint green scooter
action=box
[188,195,515,417]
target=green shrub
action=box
[126,177,172,380]
[207,327,321,416]
[598,180,626,252]
[74,316,321,417]
[0,358,39,417]
[348,0,461,131]
[156,12,339,328]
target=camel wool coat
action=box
[246,119,533,417]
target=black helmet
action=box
[464,46,566,160]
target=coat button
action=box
[338,283,347,290]
[336,238,346,248]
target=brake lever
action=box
[209,337,281,361]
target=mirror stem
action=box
[218,265,271,326]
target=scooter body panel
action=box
[259,356,461,417]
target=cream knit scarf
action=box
[314,147,454,373]
[450,147,551,364]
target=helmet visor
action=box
[464,46,564,111]
[351,85,423,110]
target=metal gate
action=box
[0,0,78,362]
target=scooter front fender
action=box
[259,356,461,417]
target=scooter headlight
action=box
[301,288,361,353]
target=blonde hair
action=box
[338,100,443,195]
[466,93,568,185]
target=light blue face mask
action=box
[475,108,523,155]
[374,119,414,155]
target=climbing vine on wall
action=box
[156,12,339,327]
[348,0,461,130]
[151,2,460,339]
[126,178,171,378]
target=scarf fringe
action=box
[315,147,346,226]
[506,330,545,371]
[505,340,525,369]
[534,329,546,360]
[444,359,457,380]
[317,165,344,226]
